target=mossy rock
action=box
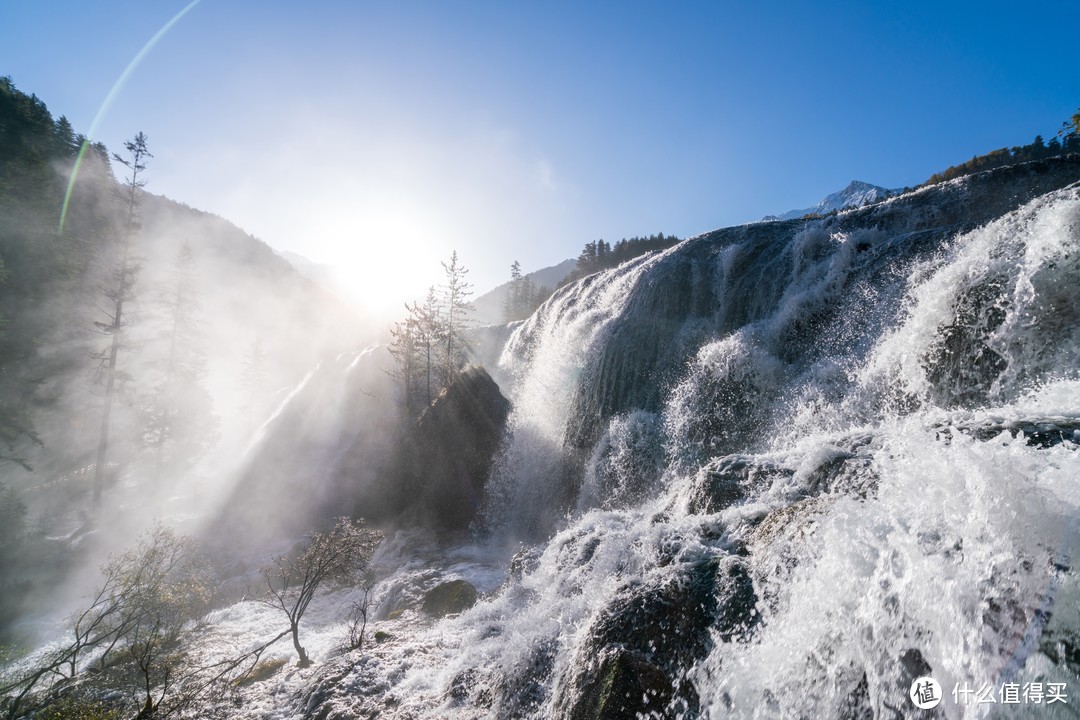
[31,698,124,720]
[567,648,673,720]
[422,579,478,617]
[234,656,287,686]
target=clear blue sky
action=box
[2,1,1078,314]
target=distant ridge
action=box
[763,180,896,221]
[472,258,576,325]
[279,250,338,289]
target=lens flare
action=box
[58,0,203,235]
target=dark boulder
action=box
[399,365,511,538]
[557,556,757,718]
[422,579,479,617]
[688,455,792,514]
[565,647,673,720]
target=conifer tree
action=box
[439,251,472,385]
[92,132,150,506]
[418,286,442,405]
[518,276,537,317]
[388,308,419,409]
[504,260,523,323]
[389,285,443,412]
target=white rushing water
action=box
[166,181,1080,719]
[356,185,1077,719]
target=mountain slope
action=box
[472,258,576,324]
[0,77,362,507]
[763,180,896,221]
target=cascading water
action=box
[483,251,671,541]
[225,162,1080,720]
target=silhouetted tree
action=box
[577,241,598,272]
[439,251,472,385]
[0,256,40,471]
[561,233,681,288]
[92,132,150,507]
[387,312,419,409]
[922,128,1077,187]
[503,260,549,321]
[389,285,442,412]
[503,260,523,322]
[52,115,78,155]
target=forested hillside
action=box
[0,77,362,637]
[923,129,1080,186]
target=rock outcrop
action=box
[422,579,479,617]
[398,365,511,538]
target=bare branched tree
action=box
[261,518,382,668]
[345,578,376,652]
[3,520,383,718]
[0,525,215,719]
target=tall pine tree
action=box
[92,132,149,506]
[389,286,442,412]
[439,251,472,385]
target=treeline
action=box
[0,76,113,471]
[558,233,681,288]
[924,109,1080,187]
[0,75,339,521]
[503,260,552,322]
[388,252,474,414]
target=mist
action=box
[0,91,389,654]
[3,63,1080,720]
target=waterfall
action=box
[184,162,1080,720]
[358,174,1080,719]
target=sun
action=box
[319,204,445,324]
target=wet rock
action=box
[922,275,1010,408]
[798,443,879,499]
[487,638,558,717]
[884,649,945,719]
[447,668,480,702]
[593,558,755,658]
[899,648,932,680]
[421,579,479,617]
[748,496,829,549]
[556,556,756,718]
[565,647,673,720]
[840,673,873,720]
[938,418,1080,448]
[688,455,792,514]
[1041,626,1080,675]
[746,496,831,611]
[399,365,511,538]
[508,544,542,581]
